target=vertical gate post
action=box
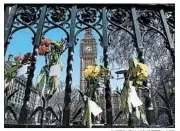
[160,9,175,125]
[160,9,175,67]
[4,6,10,28]
[131,7,156,126]
[131,7,144,63]
[4,5,17,56]
[63,6,77,126]
[18,5,47,124]
[102,7,113,126]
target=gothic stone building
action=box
[80,28,97,93]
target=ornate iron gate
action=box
[4,4,175,127]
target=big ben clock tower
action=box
[80,28,97,92]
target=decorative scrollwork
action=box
[137,10,161,29]
[19,6,38,23]
[46,6,71,26]
[107,8,134,46]
[80,7,97,23]
[166,11,175,29]
[166,11,175,44]
[42,6,71,43]
[76,7,102,27]
[49,6,67,22]
[10,6,40,38]
[75,7,103,45]
[137,9,167,43]
[108,8,131,26]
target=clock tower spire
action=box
[80,28,97,92]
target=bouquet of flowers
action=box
[83,64,111,128]
[4,53,32,96]
[36,38,66,97]
[84,65,110,102]
[120,58,149,126]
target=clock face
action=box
[84,45,92,53]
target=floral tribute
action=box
[26,39,66,125]
[120,58,149,126]
[36,39,66,97]
[4,53,32,96]
[84,64,110,101]
[83,64,111,128]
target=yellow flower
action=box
[84,65,100,78]
[136,62,148,78]
[130,59,148,86]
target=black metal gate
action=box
[4,4,175,128]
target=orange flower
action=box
[41,39,52,45]
[38,46,49,55]
[38,47,44,55]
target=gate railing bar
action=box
[102,7,113,126]
[159,9,175,66]
[18,5,47,124]
[63,5,77,126]
[131,6,156,126]
[131,7,144,63]
[4,6,10,29]
[4,5,17,56]
[160,9,175,49]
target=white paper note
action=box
[16,64,29,77]
[49,64,61,76]
[129,85,143,107]
[89,100,102,116]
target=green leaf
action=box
[6,65,18,74]
[86,98,92,128]
[37,70,46,96]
